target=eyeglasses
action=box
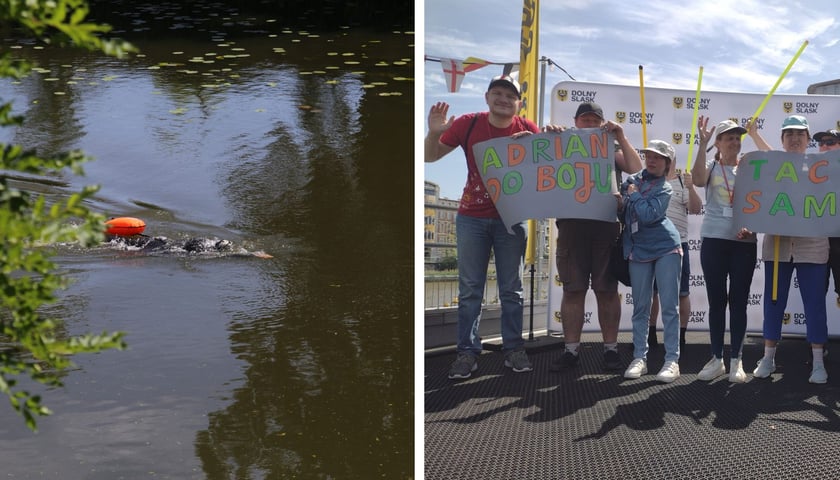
[818,139,838,147]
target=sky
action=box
[420,0,840,200]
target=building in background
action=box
[423,180,552,285]
[424,181,458,269]
[808,79,840,95]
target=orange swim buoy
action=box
[105,217,146,236]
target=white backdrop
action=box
[545,81,840,335]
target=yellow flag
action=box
[519,0,539,265]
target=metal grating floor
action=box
[424,332,840,480]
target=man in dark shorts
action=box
[549,103,642,372]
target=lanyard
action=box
[718,161,735,206]
[637,175,659,197]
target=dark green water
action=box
[0,3,414,478]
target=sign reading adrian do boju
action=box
[733,149,840,237]
[471,128,619,233]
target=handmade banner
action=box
[471,129,619,233]
[733,150,840,236]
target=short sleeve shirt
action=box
[700,160,754,243]
[439,112,539,218]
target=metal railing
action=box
[424,268,550,310]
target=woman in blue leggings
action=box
[751,115,829,384]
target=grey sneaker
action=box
[504,349,533,373]
[448,353,478,379]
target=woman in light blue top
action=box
[619,139,682,383]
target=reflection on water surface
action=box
[0,2,414,478]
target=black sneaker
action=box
[504,349,533,373]
[549,351,579,371]
[603,349,623,371]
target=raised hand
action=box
[697,115,715,145]
[428,102,454,136]
[683,171,693,187]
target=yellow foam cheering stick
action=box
[638,65,647,147]
[744,40,809,135]
[685,66,704,171]
[751,40,809,302]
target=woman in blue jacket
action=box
[619,139,683,383]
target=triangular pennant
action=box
[440,58,465,93]
[463,56,490,73]
[502,63,518,76]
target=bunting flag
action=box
[440,58,466,93]
[463,56,490,73]
[519,0,540,266]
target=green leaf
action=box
[0,0,132,431]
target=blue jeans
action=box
[700,238,757,359]
[762,261,828,344]
[653,242,691,296]
[456,215,526,355]
[629,252,681,362]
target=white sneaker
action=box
[656,360,680,383]
[729,358,747,383]
[753,357,776,378]
[623,358,647,379]
[697,357,725,381]
[809,364,828,384]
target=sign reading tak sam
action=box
[472,128,619,232]
[733,149,840,236]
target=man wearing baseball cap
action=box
[814,127,840,308]
[425,74,538,379]
[485,74,521,98]
[547,102,643,374]
[814,128,840,150]
[573,102,603,120]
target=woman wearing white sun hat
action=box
[618,139,683,383]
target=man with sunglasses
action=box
[815,129,840,150]
[815,128,840,307]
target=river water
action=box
[0,4,413,479]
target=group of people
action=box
[425,74,840,385]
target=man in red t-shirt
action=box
[425,75,539,379]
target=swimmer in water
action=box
[105,234,273,258]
